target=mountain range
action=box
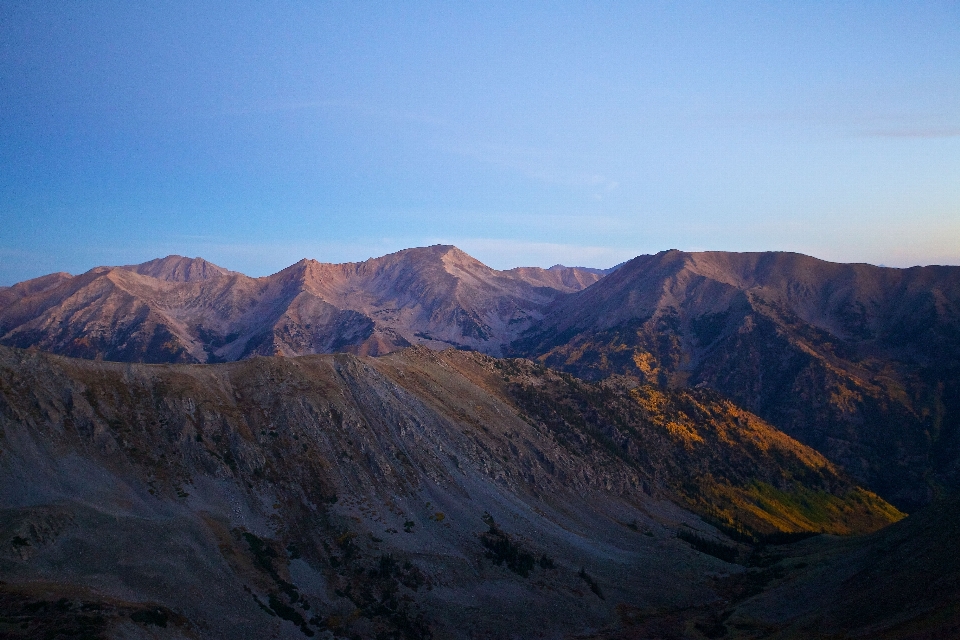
[3,245,960,511]
[0,246,604,363]
[2,245,960,638]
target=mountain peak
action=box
[438,245,487,269]
[397,244,466,261]
[122,255,231,282]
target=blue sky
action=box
[2,1,959,283]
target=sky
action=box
[1,1,959,284]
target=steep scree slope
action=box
[0,346,898,639]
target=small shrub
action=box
[11,535,30,548]
[267,594,313,637]
[479,519,536,577]
[757,530,819,546]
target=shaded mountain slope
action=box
[723,492,960,639]
[512,250,960,510]
[0,346,897,638]
[583,493,960,640]
[0,246,604,365]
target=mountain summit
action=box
[119,255,235,282]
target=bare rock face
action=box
[512,250,960,511]
[0,246,604,364]
[0,345,897,639]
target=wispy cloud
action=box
[84,236,640,274]
[26,237,424,279]
[138,238,427,276]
